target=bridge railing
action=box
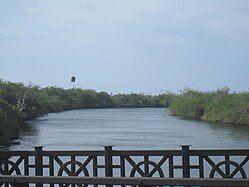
[0,145,249,187]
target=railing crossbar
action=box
[0,175,249,186]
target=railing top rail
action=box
[42,150,104,156]
[1,148,249,156]
[111,150,181,156]
[189,149,249,156]
[0,150,105,157]
[0,151,35,157]
[0,175,248,186]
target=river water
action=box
[11,108,249,150]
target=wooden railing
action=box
[1,145,249,186]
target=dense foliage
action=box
[0,99,19,144]
[170,88,249,126]
[0,80,174,145]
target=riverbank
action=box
[169,88,249,126]
[0,99,20,145]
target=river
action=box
[10,108,249,150]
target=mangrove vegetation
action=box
[170,88,249,126]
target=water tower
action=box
[71,76,76,88]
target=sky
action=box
[0,0,249,94]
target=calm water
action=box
[11,108,249,150]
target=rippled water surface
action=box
[11,108,249,150]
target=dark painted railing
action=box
[0,145,249,187]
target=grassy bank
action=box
[169,88,249,126]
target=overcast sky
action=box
[0,0,249,94]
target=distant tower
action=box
[71,76,76,88]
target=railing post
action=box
[181,145,191,178]
[34,146,44,187]
[104,145,113,177]
[104,145,113,187]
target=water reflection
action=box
[204,121,249,141]
[10,121,40,150]
[11,108,249,150]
